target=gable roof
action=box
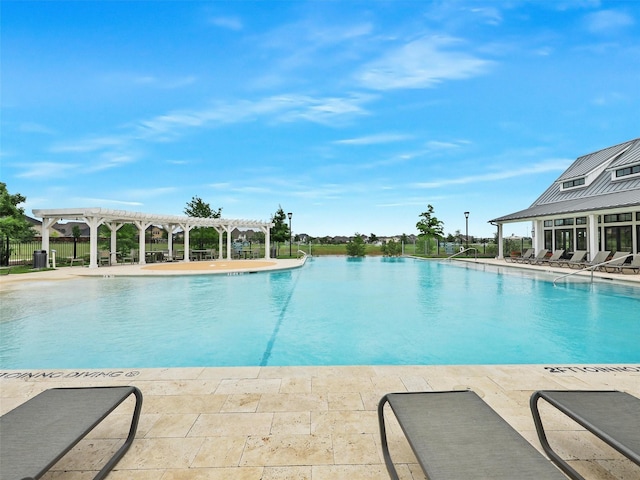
[491,137,640,223]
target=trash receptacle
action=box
[33,250,47,269]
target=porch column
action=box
[588,214,598,261]
[496,223,504,259]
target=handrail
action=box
[445,247,477,262]
[297,249,308,259]
[553,253,635,286]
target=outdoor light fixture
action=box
[288,212,293,257]
[464,211,470,253]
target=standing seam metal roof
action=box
[490,137,640,223]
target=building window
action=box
[544,220,553,227]
[576,228,587,251]
[575,217,587,225]
[544,230,552,251]
[555,229,573,253]
[615,164,640,178]
[603,213,632,223]
[554,218,574,226]
[562,178,585,189]
[605,226,632,253]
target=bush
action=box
[346,233,366,257]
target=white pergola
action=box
[32,207,274,269]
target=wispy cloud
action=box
[100,73,197,90]
[357,35,494,90]
[334,133,412,145]
[16,162,79,179]
[209,16,243,31]
[585,9,635,34]
[19,122,56,135]
[76,197,144,207]
[412,160,571,189]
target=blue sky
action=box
[2,1,639,238]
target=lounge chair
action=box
[0,386,143,480]
[378,390,567,480]
[619,254,640,273]
[525,249,548,264]
[575,250,611,269]
[556,250,588,268]
[533,249,564,265]
[530,390,640,480]
[599,251,631,272]
[506,248,534,263]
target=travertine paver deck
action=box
[1,258,639,479]
[1,365,639,479]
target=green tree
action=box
[416,204,444,256]
[184,196,222,249]
[0,183,34,266]
[382,239,401,256]
[346,233,366,257]
[369,233,378,244]
[270,206,290,256]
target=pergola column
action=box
[263,225,271,259]
[496,223,504,259]
[133,221,153,264]
[40,217,57,267]
[84,216,104,268]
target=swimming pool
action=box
[1,257,639,369]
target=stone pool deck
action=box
[1,365,639,479]
[1,258,639,479]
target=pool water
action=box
[1,257,639,369]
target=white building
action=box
[491,137,640,260]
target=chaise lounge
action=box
[530,390,640,480]
[378,390,567,480]
[0,386,143,480]
[506,248,534,263]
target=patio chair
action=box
[533,249,564,265]
[525,249,548,264]
[575,250,611,269]
[530,390,640,480]
[556,250,588,268]
[98,250,111,266]
[599,251,631,272]
[507,248,534,263]
[378,390,567,480]
[0,386,143,480]
[121,249,138,264]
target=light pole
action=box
[464,211,469,254]
[287,212,293,257]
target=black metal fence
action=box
[6,239,91,265]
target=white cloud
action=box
[334,133,412,145]
[412,159,571,189]
[585,9,635,34]
[209,16,243,31]
[357,36,493,90]
[16,162,79,179]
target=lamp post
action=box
[464,211,469,254]
[287,212,293,257]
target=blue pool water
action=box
[1,257,639,369]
